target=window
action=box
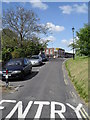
[24,59,28,65]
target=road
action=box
[0,58,89,119]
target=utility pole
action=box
[72,27,75,60]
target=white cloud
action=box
[73,4,88,13]
[59,3,88,14]
[61,39,68,44]
[2,0,48,10]
[46,22,65,32]
[61,38,73,46]
[29,0,48,10]
[41,36,56,42]
[59,5,73,14]
[61,38,74,53]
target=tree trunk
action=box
[20,33,23,47]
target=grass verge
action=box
[0,81,16,93]
[65,56,88,103]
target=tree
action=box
[76,24,89,56]
[2,28,18,49]
[69,24,89,56]
[2,6,49,61]
[3,6,47,47]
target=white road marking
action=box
[0,100,89,119]
[70,91,77,99]
[72,92,77,99]
[70,91,73,98]
[80,109,87,119]
[6,101,33,118]
[34,101,50,118]
[66,103,83,119]
[15,87,19,91]
[0,100,16,110]
[82,108,90,119]
[51,102,66,119]
[64,78,68,85]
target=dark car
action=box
[40,53,48,62]
[0,58,32,80]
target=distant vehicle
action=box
[0,58,32,80]
[29,55,42,66]
[40,53,48,61]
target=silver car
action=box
[30,55,42,66]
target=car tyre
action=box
[21,72,24,80]
[29,68,32,74]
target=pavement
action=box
[0,58,89,119]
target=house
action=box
[45,48,65,58]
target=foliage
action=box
[2,6,49,62]
[2,29,19,50]
[2,48,12,61]
[1,29,48,61]
[3,6,48,47]
[11,48,25,58]
[69,24,89,56]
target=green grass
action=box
[65,56,88,103]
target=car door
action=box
[26,58,32,71]
[23,58,29,74]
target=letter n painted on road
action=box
[6,101,33,118]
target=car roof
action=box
[9,58,25,62]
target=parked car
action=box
[40,53,48,61]
[0,58,32,80]
[29,55,42,66]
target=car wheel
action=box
[29,68,32,73]
[20,72,24,80]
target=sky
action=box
[2,1,88,53]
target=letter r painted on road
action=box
[51,102,66,119]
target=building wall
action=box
[45,48,65,58]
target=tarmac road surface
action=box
[0,58,89,119]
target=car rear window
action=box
[31,56,39,59]
[6,60,22,66]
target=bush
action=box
[2,48,12,62]
[11,48,25,58]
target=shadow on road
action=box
[24,71,39,81]
[2,71,39,82]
